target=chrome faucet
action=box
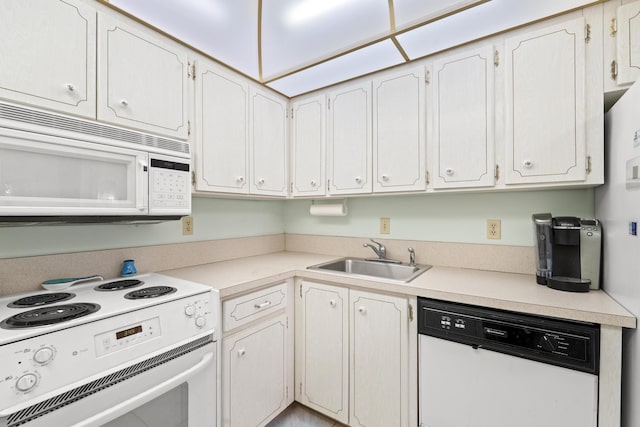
[408,247,415,267]
[363,239,387,260]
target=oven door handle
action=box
[73,351,214,427]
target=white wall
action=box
[285,189,595,246]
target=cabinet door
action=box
[0,0,96,118]
[327,82,372,195]
[350,290,409,427]
[222,314,291,427]
[505,18,586,184]
[249,87,288,196]
[617,1,640,86]
[295,281,349,425]
[291,95,326,197]
[373,68,426,193]
[194,59,249,194]
[98,14,189,139]
[432,47,495,189]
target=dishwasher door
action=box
[419,335,598,427]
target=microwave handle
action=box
[137,158,147,212]
[71,351,214,427]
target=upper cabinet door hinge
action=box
[409,304,414,322]
[187,62,196,80]
[494,49,500,67]
[585,23,591,43]
[610,18,617,37]
[425,171,430,185]
[299,284,302,298]
[327,98,331,110]
[191,171,196,186]
[586,155,592,175]
[187,120,191,136]
[494,164,500,181]
[611,60,619,80]
[425,70,431,85]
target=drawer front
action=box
[223,282,288,332]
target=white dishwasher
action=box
[418,298,599,427]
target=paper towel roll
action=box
[309,203,347,216]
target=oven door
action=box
[1,339,217,427]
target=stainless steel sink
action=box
[307,258,431,283]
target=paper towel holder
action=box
[310,199,348,216]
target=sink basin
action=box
[307,258,431,283]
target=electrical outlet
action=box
[380,217,390,234]
[487,219,501,240]
[182,216,194,236]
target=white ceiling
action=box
[105,0,601,97]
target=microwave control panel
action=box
[149,158,190,211]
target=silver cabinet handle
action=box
[254,301,271,309]
[65,83,75,92]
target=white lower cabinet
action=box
[295,280,417,427]
[221,281,293,427]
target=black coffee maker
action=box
[532,213,602,292]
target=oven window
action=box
[101,383,188,427]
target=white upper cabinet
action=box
[431,47,495,189]
[327,82,373,195]
[0,0,96,118]
[504,18,586,185]
[249,87,289,197]
[97,14,190,140]
[291,95,326,197]
[372,67,426,193]
[616,1,640,86]
[194,59,249,194]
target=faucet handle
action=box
[408,247,416,267]
[369,238,383,248]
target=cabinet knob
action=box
[310,180,317,187]
[329,299,336,307]
[237,176,245,183]
[238,349,246,357]
[381,174,390,182]
[120,99,129,107]
[257,178,265,185]
[445,168,454,176]
[65,83,75,92]
[523,160,533,168]
[355,176,362,183]
[358,306,366,314]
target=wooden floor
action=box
[266,403,345,427]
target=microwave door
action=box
[0,128,149,216]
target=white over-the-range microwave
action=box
[0,102,191,225]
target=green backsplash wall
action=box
[0,197,286,259]
[284,189,596,246]
[0,189,595,258]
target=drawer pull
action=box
[254,301,272,310]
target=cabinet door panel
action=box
[222,314,289,427]
[98,14,189,139]
[291,96,326,197]
[350,290,409,427]
[0,0,96,118]
[195,61,249,193]
[327,83,372,195]
[373,68,426,192]
[250,88,288,196]
[433,47,495,188]
[617,1,640,86]
[295,281,349,425]
[505,18,586,184]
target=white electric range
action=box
[0,273,220,427]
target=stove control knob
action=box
[16,373,38,392]
[195,316,207,328]
[34,347,54,364]
[184,304,196,317]
[540,335,558,352]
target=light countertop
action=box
[161,251,636,328]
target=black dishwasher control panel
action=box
[418,298,600,374]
